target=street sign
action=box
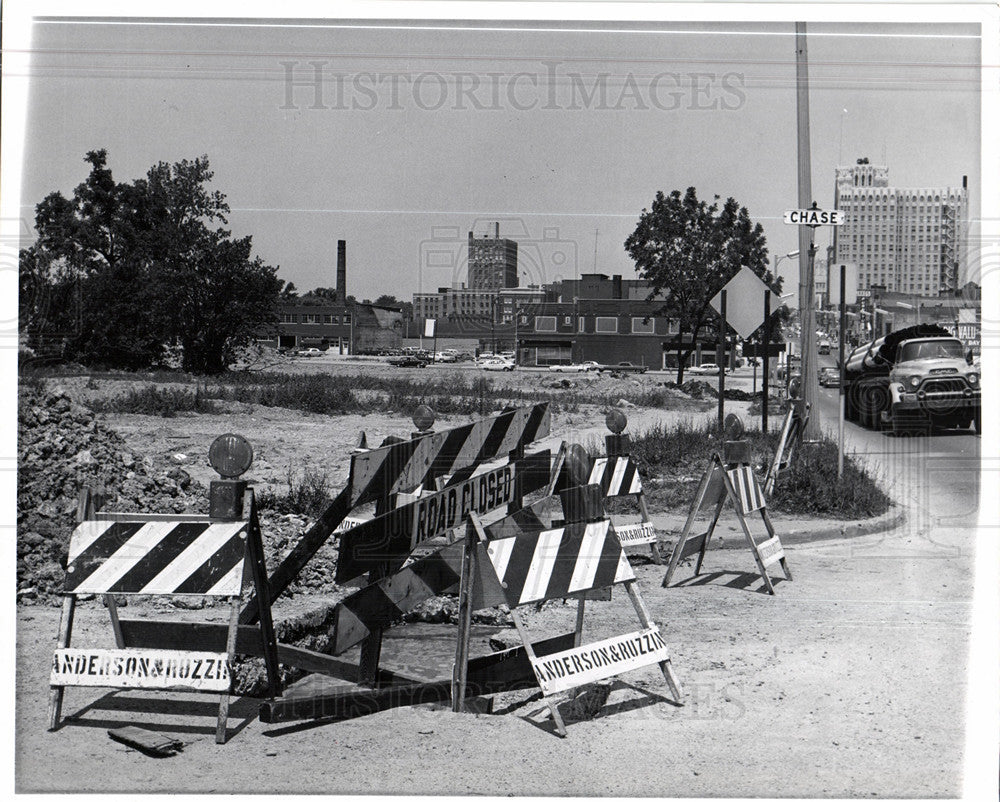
[783,208,845,227]
[827,263,858,306]
[710,266,779,340]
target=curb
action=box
[648,507,907,552]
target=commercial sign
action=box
[783,208,845,227]
[529,627,669,695]
[51,648,231,691]
[613,522,657,546]
[412,463,516,547]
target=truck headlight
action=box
[968,373,979,386]
[907,375,921,389]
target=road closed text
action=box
[412,464,516,546]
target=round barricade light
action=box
[723,413,745,441]
[605,409,628,434]
[208,433,254,479]
[412,404,436,432]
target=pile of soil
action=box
[16,385,323,604]
[17,386,208,602]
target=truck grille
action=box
[920,378,967,394]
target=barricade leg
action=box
[48,595,76,731]
[216,595,240,744]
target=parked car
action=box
[598,362,648,374]
[581,361,601,372]
[433,351,457,363]
[819,367,841,387]
[688,363,720,375]
[548,363,589,373]
[480,357,515,372]
[388,355,428,368]
[298,347,324,357]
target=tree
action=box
[624,187,779,383]
[19,150,281,373]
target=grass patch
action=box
[86,385,222,417]
[617,419,890,519]
[255,464,333,518]
[77,369,708,418]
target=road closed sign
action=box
[783,208,845,227]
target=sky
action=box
[10,13,983,305]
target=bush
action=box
[620,419,889,519]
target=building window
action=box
[563,315,572,326]
[578,317,586,332]
[535,316,557,332]
[595,317,618,333]
[281,313,297,323]
[343,313,351,324]
[631,317,654,334]
[323,315,336,324]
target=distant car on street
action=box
[688,363,720,375]
[297,347,324,357]
[581,361,601,372]
[548,363,589,373]
[480,357,515,372]
[433,351,457,362]
[598,362,648,374]
[388,355,428,368]
[819,367,841,387]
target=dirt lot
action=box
[14,361,982,796]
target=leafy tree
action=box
[624,187,780,383]
[19,150,281,373]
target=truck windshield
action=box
[898,340,964,361]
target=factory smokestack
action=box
[337,240,347,302]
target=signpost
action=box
[785,201,847,441]
[831,263,858,478]
[711,266,780,432]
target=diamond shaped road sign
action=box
[710,266,780,340]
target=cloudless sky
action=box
[15,16,981,304]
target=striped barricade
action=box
[455,499,682,737]
[49,487,280,744]
[557,438,661,563]
[662,452,792,594]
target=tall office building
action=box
[833,159,968,296]
[468,223,518,290]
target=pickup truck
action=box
[598,362,648,374]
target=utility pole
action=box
[795,21,821,440]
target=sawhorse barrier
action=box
[250,403,555,722]
[555,410,662,564]
[452,485,682,736]
[662,439,792,595]
[763,399,811,496]
[49,483,280,743]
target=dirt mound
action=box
[17,386,209,602]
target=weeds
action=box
[86,384,221,417]
[619,419,890,519]
[255,463,332,517]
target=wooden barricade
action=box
[452,487,683,736]
[763,400,811,496]
[662,442,792,595]
[49,486,280,743]
[555,411,662,564]
[254,403,555,723]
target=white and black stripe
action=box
[727,466,766,514]
[485,520,634,608]
[588,456,642,497]
[348,403,550,505]
[64,520,247,596]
